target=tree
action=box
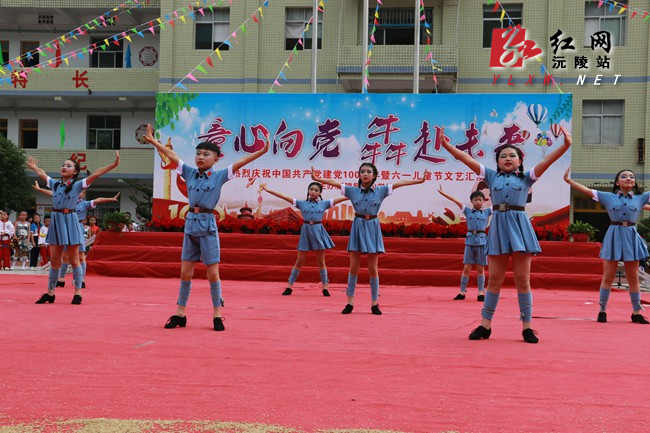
[121,179,153,223]
[0,136,32,213]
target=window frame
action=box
[482,3,523,48]
[285,7,323,51]
[195,7,231,51]
[582,100,624,147]
[19,119,38,149]
[20,41,40,68]
[0,119,7,139]
[90,37,124,68]
[584,0,626,47]
[0,40,8,66]
[87,115,122,150]
[368,7,434,46]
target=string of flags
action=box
[362,0,382,93]
[1,0,144,68]
[419,0,439,92]
[169,0,271,92]
[268,0,327,93]
[0,0,231,83]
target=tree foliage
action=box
[0,136,33,213]
[154,93,199,139]
[121,179,153,223]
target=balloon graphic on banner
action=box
[526,104,548,127]
[534,132,553,156]
[550,123,562,138]
[521,130,531,142]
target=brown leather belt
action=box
[355,213,377,220]
[52,208,76,214]
[468,230,486,234]
[493,204,525,211]
[304,221,322,226]
[189,206,214,214]
[611,221,635,227]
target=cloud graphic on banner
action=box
[178,107,199,131]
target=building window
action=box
[0,119,7,138]
[195,8,230,50]
[20,41,40,68]
[368,8,433,45]
[285,8,322,50]
[90,37,123,68]
[38,14,54,25]
[582,100,624,146]
[87,115,121,150]
[20,119,38,149]
[585,1,626,47]
[483,4,522,48]
[0,41,8,66]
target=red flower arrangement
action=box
[146,215,185,232]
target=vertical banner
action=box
[153,93,571,227]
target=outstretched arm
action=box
[394,170,429,190]
[26,157,49,183]
[32,181,52,196]
[261,185,294,205]
[143,124,180,166]
[439,127,481,175]
[86,151,120,185]
[563,166,592,196]
[332,197,350,206]
[91,192,121,205]
[535,126,572,177]
[311,166,342,189]
[437,185,464,209]
[232,134,270,172]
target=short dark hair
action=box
[470,191,485,200]
[196,141,222,156]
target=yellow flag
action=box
[500,9,505,22]
[180,16,186,23]
[215,48,222,60]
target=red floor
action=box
[1,273,649,432]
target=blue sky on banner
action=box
[154,93,571,215]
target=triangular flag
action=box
[196,65,207,74]
[273,79,282,87]
[252,13,259,23]
[223,40,232,47]
[215,48,222,60]
[206,56,214,67]
[279,71,287,81]
[177,82,188,90]
[186,73,198,82]
[59,118,66,149]
[180,16,186,23]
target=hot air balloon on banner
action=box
[521,130,531,142]
[534,132,553,156]
[526,104,548,127]
[550,123,562,138]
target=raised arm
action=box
[439,127,481,175]
[143,124,180,166]
[437,184,464,209]
[232,134,270,172]
[394,170,429,190]
[311,166,342,189]
[534,126,572,177]
[32,181,52,196]
[261,186,294,205]
[563,166,592,196]
[91,192,121,206]
[86,151,120,185]
[26,157,49,183]
[332,197,350,206]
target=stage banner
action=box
[153,93,571,226]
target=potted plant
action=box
[567,221,597,242]
[103,211,131,232]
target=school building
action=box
[0,0,646,236]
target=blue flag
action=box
[125,44,132,68]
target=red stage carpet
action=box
[0,274,648,432]
[88,232,604,291]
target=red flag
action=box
[205,56,213,67]
[54,40,62,68]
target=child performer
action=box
[29,213,42,270]
[12,211,33,270]
[27,152,120,304]
[564,167,649,324]
[311,163,428,315]
[261,182,349,297]
[32,182,119,288]
[143,124,269,331]
[38,215,50,267]
[437,185,492,301]
[0,211,14,270]
[440,126,572,343]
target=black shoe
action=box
[477,294,485,302]
[35,293,55,304]
[631,314,650,324]
[71,294,82,305]
[322,289,330,297]
[55,281,65,288]
[81,282,86,289]
[453,293,466,300]
[213,317,225,331]
[597,312,607,323]
[469,325,491,340]
[341,304,354,314]
[371,304,382,315]
[164,315,187,329]
[522,328,539,344]
[282,288,292,296]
